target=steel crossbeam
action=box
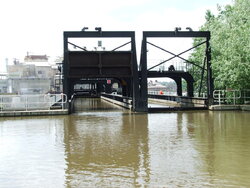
[147,41,207,71]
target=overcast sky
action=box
[0,0,232,72]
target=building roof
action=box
[24,55,49,62]
[148,82,167,89]
[148,85,166,89]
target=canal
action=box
[0,98,250,187]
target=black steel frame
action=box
[139,31,214,111]
[63,30,142,111]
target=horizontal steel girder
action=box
[143,31,210,38]
[142,71,194,82]
[67,51,132,78]
[64,31,135,38]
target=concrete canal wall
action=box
[209,105,250,111]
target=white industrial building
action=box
[1,54,61,94]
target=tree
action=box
[189,0,250,90]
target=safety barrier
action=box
[242,90,250,104]
[213,90,243,105]
[148,94,207,107]
[0,93,67,112]
[101,93,132,109]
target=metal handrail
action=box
[213,90,241,105]
[0,93,67,112]
[242,89,250,104]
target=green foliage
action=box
[189,0,250,90]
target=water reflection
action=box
[146,113,205,187]
[73,97,126,112]
[186,111,250,187]
[0,116,67,188]
[64,112,150,187]
[0,100,250,187]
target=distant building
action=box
[0,73,8,93]
[8,78,51,94]
[148,80,167,95]
[4,54,60,94]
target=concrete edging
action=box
[0,109,69,117]
[209,105,250,111]
[101,96,132,109]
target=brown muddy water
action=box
[0,98,250,187]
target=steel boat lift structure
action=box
[63,28,213,112]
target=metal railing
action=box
[0,93,67,112]
[148,90,177,96]
[213,90,241,105]
[148,94,207,107]
[243,89,250,104]
[101,93,132,105]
